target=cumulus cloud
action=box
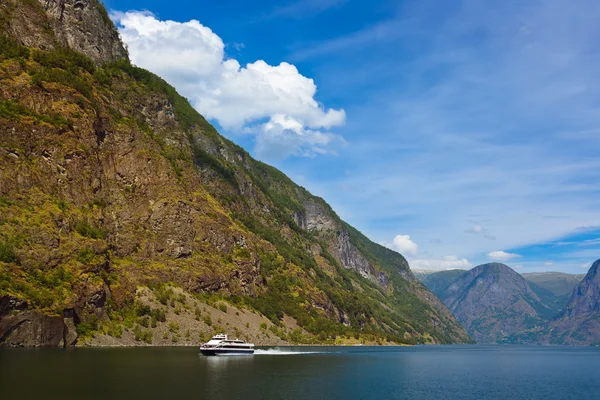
[387,234,418,256]
[255,114,346,160]
[410,256,472,271]
[112,11,346,159]
[488,250,521,261]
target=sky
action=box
[103,0,600,273]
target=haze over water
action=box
[1,346,599,400]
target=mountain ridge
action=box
[530,260,600,345]
[416,264,599,345]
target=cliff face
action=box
[533,260,600,345]
[441,263,553,343]
[1,0,127,64]
[0,2,471,346]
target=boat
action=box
[200,334,255,356]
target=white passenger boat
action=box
[200,334,255,356]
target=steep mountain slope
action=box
[417,269,466,299]
[529,260,600,345]
[0,0,471,346]
[441,263,553,343]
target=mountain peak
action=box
[471,262,513,274]
[1,0,128,64]
[441,263,551,343]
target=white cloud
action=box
[255,114,346,160]
[488,250,521,261]
[544,261,554,266]
[410,256,472,271]
[389,234,419,256]
[112,11,345,160]
[466,225,483,234]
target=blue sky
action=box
[104,0,600,273]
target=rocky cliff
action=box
[528,260,600,345]
[1,0,127,64]
[441,263,553,343]
[0,0,471,346]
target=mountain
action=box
[417,270,466,299]
[523,272,585,316]
[441,263,554,343]
[0,0,471,347]
[523,272,586,296]
[525,260,600,345]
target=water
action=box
[1,345,599,399]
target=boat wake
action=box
[253,349,325,356]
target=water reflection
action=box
[200,353,256,400]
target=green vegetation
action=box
[32,48,95,75]
[106,60,211,131]
[76,248,96,264]
[0,265,75,311]
[0,240,17,263]
[31,67,94,100]
[74,221,106,240]
[0,36,29,59]
[76,315,99,340]
[133,325,152,344]
[0,100,72,128]
[168,321,179,333]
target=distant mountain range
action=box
[416,263,599,345]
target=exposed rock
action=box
[0,311,66,347]
[533,260,600,345]
[0,297,68,347]
[2,0,127,64]
[335,231,386,286]
[302,199,338,232]
[63,309,78,346]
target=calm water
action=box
[1,345,599,399]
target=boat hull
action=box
[200,348,254,356]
